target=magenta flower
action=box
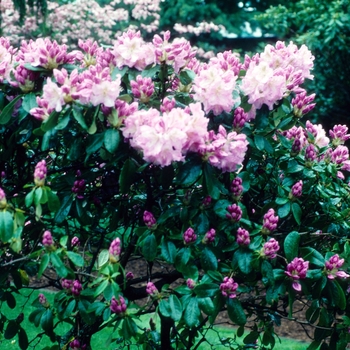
[236,228,250,246]
[0,187,7,209]
[202,228,216,244]
[61,279,74,290]
[183,228,197,245]
[220,277,238,298]
[146,282,159,297]
[34,160,47,186]
[305,144,317,162]
[130,75,155,103]
[143,211,157,230]
[292,91,316,118]
[71,236,80,247]
[233,107,249,130]
[325,254,350,280]
[262,238,280,259]
[110,295,127,314]
[285,257,309,291]
[71,280,82,296]
[262,209,279,234]
[201,196,212,208]
[160,97,176,113]
[109,237,121,263]
[186,279,196,289]
[230,177,243,198]
[69,339,81,350]
[42,230,53,247]
[226,203,242,222]
[330,125,350,146]
[290,180,303,198]
[38,293,48,307]
[126,271,134,280]
[72,179,86,198]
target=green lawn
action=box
[0,289,311,350]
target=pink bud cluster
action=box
[130,75,154,103]
[325,254,350,280]
[143,211,157,229]
[305,121,329,148]
[305,144,317,162]
[233,107,249,130]
[262,238,280,259]
[220,277,238,298]
[291,91,316,117]
[262,209,279,234]
[38,293,48,306]
[34,160,47,186]
[226,204,242,222]
[72,179,86,198]
[290,180,303,198]
[236,228,250,246]
[285,257,309,291]
[69,339,86,350]
[160,97,176,113]
[71,236,80,247]
[126,271,134,280]
[202,228,216,244]
[0,187,7,209]
[110,295,127,314]
[109,237,122,263]
[146,282,158,296]
[201,196,212,208]
[329,125,350,146]
[183,228,197,244]
[61,279,82,296]
[42,230,53,247]
[186,279,196,289]
[230,177,243,198]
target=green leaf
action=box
[184,297,200,327]
[175,247,191,272]
[34,187,43,205]
[64,299,76,319]
[175,158,202,185]
[41,111,59,132]
[50,252,68,277]
[25,189,35,207]
[203,163,220,199]
[47,190,60,212]
[329,279,346,310]
[233,249,253,274]
[169,295,183,321]
[66,251,84,267]
[278,202,290,218]
[54,194,74,224]
[213,199,232,219]
[94,279,109,298]
[38,253,50,278]
[179,69,196,85]
[22,93,37,113]
[292,202,302,225]
[0,211,14,242]
[227,298,247,326]
[194,283,218,298]
[4,320,19,339]
[121,318,138,338]
[198,297,215,315]
[300,247,325,267]
[41,309,53,332]
[72,106,88,130]
[85,133,104,159]
[200,247,218,271]
[159,299,171,318]
[104,128,120,154]
[142,234,157,261]
[18,327,29,350]
[161,239,177,264]
[0,95,22,125]
[284,231,300,262]
[261,260,274,286]
[254,134,266,151]
[119,159,138,194]
[97,249,110,269]
[287,160,304,173]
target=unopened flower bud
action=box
[110,295,127,314]
[230,177,243,198]
[71,236,80,247]
[186,278,196,289]
[262,209,279,234]
[0,187,7,209]
[290,180,303,199]
[34,160,47,186]
[183,227,197,244]
[226,204,242,222]
[109,237,121,263]
[143,211,157,230]
[202,228,216,244]
[261,238,280,259]
[220,277,238,298]
[236,227,250,246]
[42,230,53,247]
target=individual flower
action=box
[236,228,250,246]
[130,75,154,103]
[285,257,309,291]
[109,237,121,263]
[202,228,216,244]
[261,238,280,259]
[0,187,7,209]
[110,295,127,314]
[289,180,303,199]
[186,278,196,289]
[220,277,238,298]
[42,230,53,247]
[143,211,157,230]
[34,160,47,186]
[329,125,350,146]
[146,282,159,297]
[325,254,350,280]
[183,228,197,244]
[231,177,243,198]
[261,209,279,234]
[160,97,176,113]
[305,121,329,148]
[226,204,242,222]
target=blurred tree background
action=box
[1,0,349,125]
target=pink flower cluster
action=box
[146,282,158,296]
[0,187,7,209]
[292,91,316,117]
[71,236,80,247]
[143,211,157,229]
[290,180,303,198]
[325,254,350,280]
[34,160,47,186]
[186,278,196,289]
[69,339,86,350]
[72,179,86,198]
[285,257,309,291]
[330,125,350,146]
[42,230,53,247]
[202,228,216,244]
[242,41,314,113]
[262,238,280,259]
[233,107,249,130]
[226,204,242,222]
[262,209,279,234]
[183,228,197,245]
[110,295,127,314]
[38,293,48,306]
[130,75,154,103]
[220,277,238,298]
[231,177,243,198]
[236,228,250,246]
[61,279,82,296]
[109,237,122,263]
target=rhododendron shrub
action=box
[1,32,350,350]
